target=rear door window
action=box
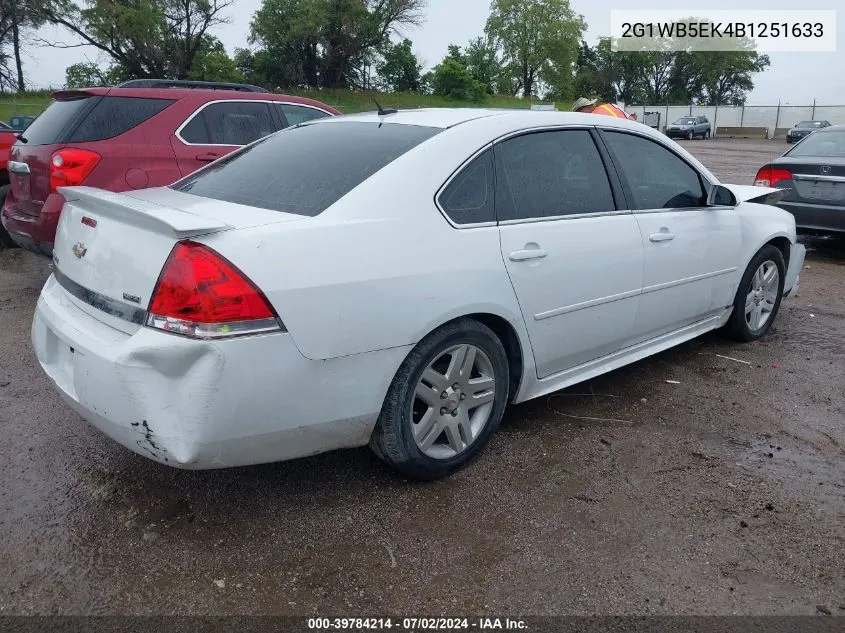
[67,97,175,142]
[276,104,331,127]
[494,130,616,221]
[173,121,440,216]
[180,102,277,145]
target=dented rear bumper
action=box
[32,275,406,469]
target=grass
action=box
[0,89,569,122]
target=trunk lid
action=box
[53,186,303,333]
[777,158,845,205]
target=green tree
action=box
[431,58,486,102]
[188,38,244,83]
[377,38,422,92]
[464,36,499,95]
[38,0,234,80]
[485,0,585,98]
[64,61,123,87]
[249,0,425,89]
[0,0,46,91]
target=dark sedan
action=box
[754,125,845,235]
[786,120,831,143]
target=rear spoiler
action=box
[722,184,788,206]
[59,187,232,238]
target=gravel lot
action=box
[1,139,843,617]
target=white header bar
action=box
[610,10,837,52]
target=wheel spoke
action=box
[455,409,474,446]
[443,419,466,454]
[753,304,764,329]
[763,289,778,305]
[421,367,447,393]
[415,381,441,408]
[414,408,439,443]
[762,264,778,289]
[469,389,495,408]
[445,345,474,382]
[417,414,444,451]
[745,292,756,315]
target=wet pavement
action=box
[1,139,843,616]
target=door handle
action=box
[509,249,548,262]
[195,152,220,162]
[649,232,676,243]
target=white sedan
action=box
[32,109,805,480]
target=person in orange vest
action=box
[573,97,632,119]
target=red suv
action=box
[1,80,340,255]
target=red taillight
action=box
[50,149,101,192]
[754,167,792,188]
[146,241,283,339]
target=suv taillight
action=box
[754,167,792,188]
[50,149,101,192]
[146,241,284,339]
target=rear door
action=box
[495,128,644,378]
[599,129,741,340]
[171,100,278,176]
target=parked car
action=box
[786,120,831,143]
[754,124,845,235]
[32,110,804,480]
[666,116,711,140]
[1,79,339,255]
[8,115,36,130]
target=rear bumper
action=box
[1,192,66,256]
[32,275,408,469]
[778,200,845,234]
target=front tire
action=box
[686,130,694,140]
[370,318,509,481]
[724,245,785,342]
[705,130,711,139]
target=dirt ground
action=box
[0,139,843,617]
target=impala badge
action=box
[72,242,88,259]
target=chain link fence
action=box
[625,102,845,138]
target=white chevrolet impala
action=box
[32,109,805,480]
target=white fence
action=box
[624,103,845,138]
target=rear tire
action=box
[724,245,785,342]
[370,318,509,481]
[0,185,18,249]
[705,130,711,139]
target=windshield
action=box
[796,121,822,128]
[788,131,845,157]
[173,121,441,216]
[675,118,696,125]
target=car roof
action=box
[321,108,649,131]
[50,86,336,112]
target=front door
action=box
[495,129,644,378]
[599,129,741,340]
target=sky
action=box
[23,0,845,105]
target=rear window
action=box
[788,131,845,157]
[173,121,440,216]
[18,95,174,145]
[18,97,92,145]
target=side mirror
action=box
[707,184,737,207]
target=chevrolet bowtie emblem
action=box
[72,242,88,259]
